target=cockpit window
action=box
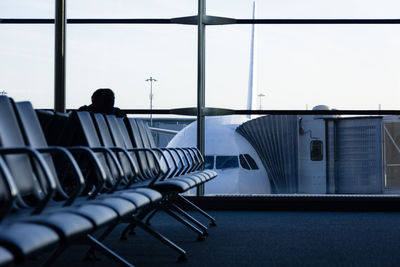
[204,156,214,170]
[244,154,259,170]
[216,156,239,169]
[239,154,251,170]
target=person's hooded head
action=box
[91,88,115,112]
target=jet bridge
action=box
[236,115,298,194]
[237,114,400,194]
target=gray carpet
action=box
[24,211,400,267]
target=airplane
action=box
[166,2,272,195]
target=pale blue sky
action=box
[1,0,400,110]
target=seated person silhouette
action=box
[79,88,125,117]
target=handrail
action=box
[62,108,400,116]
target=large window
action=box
[67,0,197,19]
[66,25,197,109]
[207,24,400,110]
[0,25,54,108]
[2,0,400,197]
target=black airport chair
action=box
[92,114,206,239]
[58,110,187,261]
[100,115,215,239]
[0,96,138,266]
[0,156,60,266]
[124,118,217,227]
[135,118,216,181]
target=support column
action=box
[197,0,206,196]
[54,0,66,112]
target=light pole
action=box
[257,93,265,110]
[146,76,157,126]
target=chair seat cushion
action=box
[171,177,197,188]
[23,212,93,240]
[176,175,204,185]
[0,223,59,261]
[127,188,162,203]
[90,197,136,218]
[195,170,217,180]
[63,204,118,229]
[0,246,13,266]
[113,191,151,209]
[151,180,191,193]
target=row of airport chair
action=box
[0,95,217,266]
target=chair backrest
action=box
[14,101,69,199]
[15,102,50,148]
[104,115,149,181]
[0,96,46,201]
[71,111,120,188]
[124,118,162,179]
[136,119,152,148]
[71,112,102,147]
[92,113,114,147]
[143,121,157,148]
[125,118,145,148]
[115,117,148,180]
[116,118,134,148]
[93,113,135,184]
[35,109,54,141]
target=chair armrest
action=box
[0,157,18,219]
[0,147,56,214]
[106,146,140,191]
[159,148,179,178]
[36,146,85,206]
[66,146,107,199]
[126,148,164,186]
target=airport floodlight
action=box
[257,93,266,110]
[146,76,157,126]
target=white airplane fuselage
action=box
[168,116,271,195]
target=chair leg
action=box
[145,209,159,226]
[177,195,216,226]
[86,234,135,267]
[163,207,205,241]
[120,220,137,240]
[120,209,152,240]
[171,203,208,235]
[85,222,118,260]
[134,219,187,261]
[42,243,68,267]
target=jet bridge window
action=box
[204,155,214,170]
[310,140,323,161]
[216,156,239,170]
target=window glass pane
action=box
[141,116,194,147]
[310,140,323,161]
[68,0,196,19]
[207,0,400,19]
[239,154,251,170]
[216,156,239,169]
[206,24,400,110]
[66,25,196,110]
[244,154,258,169]
[204,155,214,170]
[0,0,54,18]
[0,25,54,108]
